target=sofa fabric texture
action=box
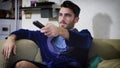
[89,39,120,60]
[0,39,120,68]
[0,39,42,68]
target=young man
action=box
[2,1,92,68]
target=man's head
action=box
[61,1,80,17]
[58,1,81,29]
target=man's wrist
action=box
[7,34,16,41]
[58,27,69,40]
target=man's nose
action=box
[61,16,66,21]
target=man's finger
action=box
[13,46,16,55]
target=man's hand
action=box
[41,23,69,39]
[41,23,59,37]
[2,35,16,59]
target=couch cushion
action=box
[88,55,103,68]
[98,59,120,68]
[89,39,120,60]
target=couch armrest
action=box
[0,39,42,68]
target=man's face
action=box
[58,7,78,29]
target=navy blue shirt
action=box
[11,29,92,68]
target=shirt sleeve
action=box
[66,29,93,48]
[9,29,30,40]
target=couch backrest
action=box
[89,39,120,60]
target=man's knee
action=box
[15,61,28,68]
[15,61,38,68]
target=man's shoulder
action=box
[79,29,90,33]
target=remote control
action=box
[33,21,44,29]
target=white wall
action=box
[22,0,120,39]
[0,19,21,40]
[73,0,120,39]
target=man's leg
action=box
[12,60,47,68]
[15,61,39,68]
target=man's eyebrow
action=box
[65,13,72,16]
[58,13,72,16]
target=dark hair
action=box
[61,1,81,17]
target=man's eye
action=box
[65,14,71,17]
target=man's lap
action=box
[11,58,82,68]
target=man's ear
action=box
[74,17,79,23]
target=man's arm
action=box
[41,23,69,40]
[67,29,93,48]
[2,34,17,59]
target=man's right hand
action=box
[2,34,16,59]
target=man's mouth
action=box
[60,23,65,27]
